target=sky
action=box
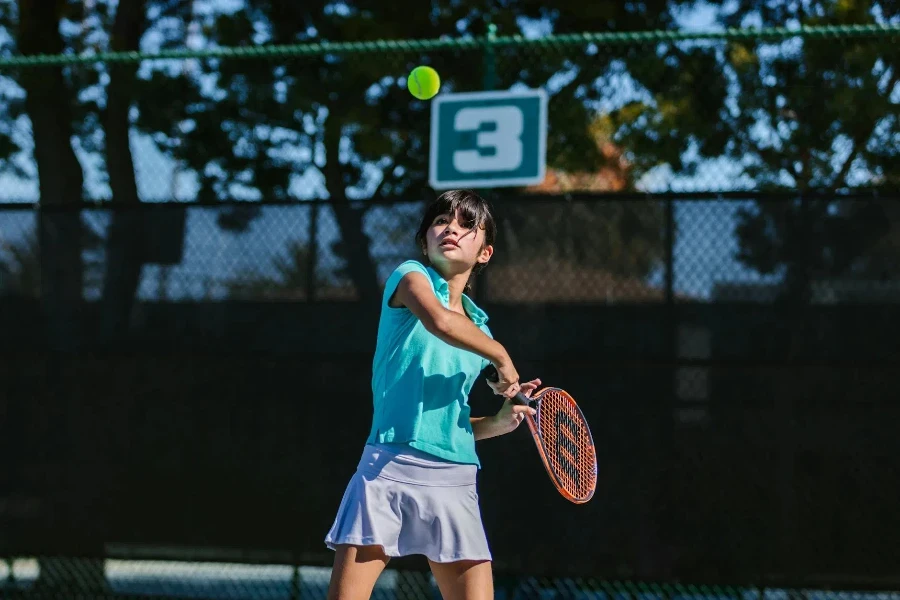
[2,1,894,302]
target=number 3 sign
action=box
[429,89,547,189]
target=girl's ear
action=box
[477,243,494,265]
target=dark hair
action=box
[415,189,496,275]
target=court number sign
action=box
[429,89,547,189]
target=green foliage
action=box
[0,3,22,182]
[124,0,695,285]
[0,1,896,298]
[718,1,899,284]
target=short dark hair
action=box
[415,189,496,275]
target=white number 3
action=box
[452,106,524,173]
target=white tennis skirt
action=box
[324,443,492,563]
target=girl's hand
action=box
[487,361,520,399]
[492,378,541,435]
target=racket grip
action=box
[511,392,533,407]
[485,365,533,406]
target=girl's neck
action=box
[438,268,472,313]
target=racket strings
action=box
[537,390,597,501]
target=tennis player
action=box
[324,189,539,600]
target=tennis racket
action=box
[486,366,598,504]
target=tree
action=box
[723,1,899,296]
[97,0,151,341]
[39,0,192,339]
[596,0,899,298]
[129,0,703,301]
[497,115,665,285]
[5,2,104,592]
[7,3,894,306]
[14,0,87,348]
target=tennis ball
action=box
[407,66,441,100]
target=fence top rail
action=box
[0,188,897,211]
[0,23,897,69]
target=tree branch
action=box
[831,69,898,189]
[369,164,402,201]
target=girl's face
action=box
[424,208,493,274]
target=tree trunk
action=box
[99,0,148,343]
[18,0,84,349]
[323,121,382,304]
[17,0,98,592]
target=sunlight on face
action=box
[424,209,492,274]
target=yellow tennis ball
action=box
[407,66,441,100]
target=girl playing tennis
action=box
[324,189,540,600]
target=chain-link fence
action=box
[4,556,900,600]
[0,23,898,309]
[2,193,899,307]
[2,17,900,600]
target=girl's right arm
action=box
[391,271,520,389]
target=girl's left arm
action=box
[471,377,541,440]
[471,416,510,441]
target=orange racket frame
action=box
[487,368,598,504]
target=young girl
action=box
[324,189,540,600]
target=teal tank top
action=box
[366,260,492,467]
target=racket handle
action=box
[485,365,533,406]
